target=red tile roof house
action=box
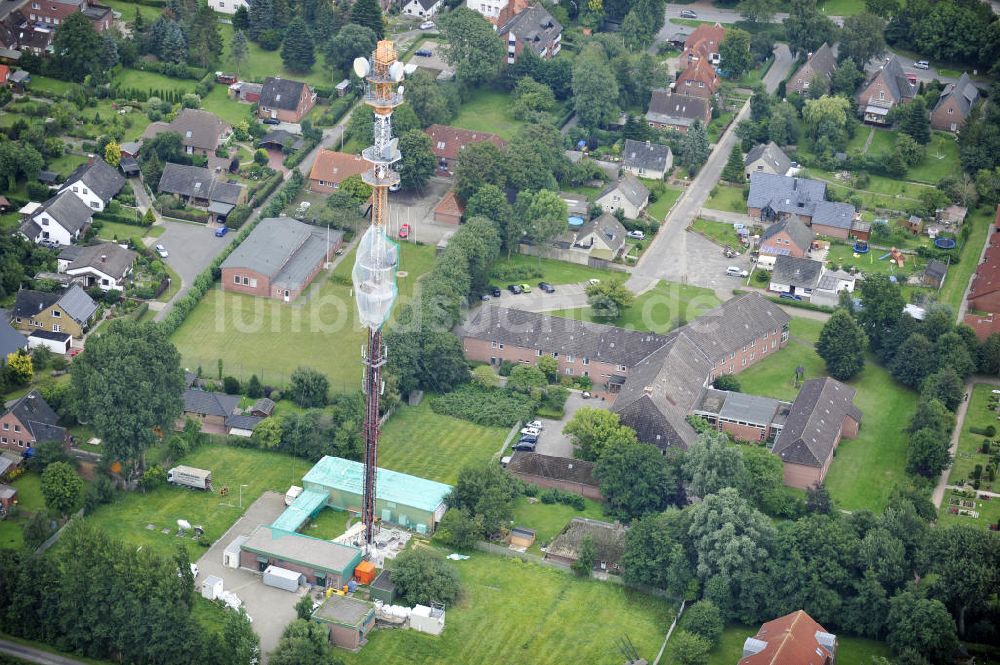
[433,190,464,225]
[964,311,1000,342]
[0,390,68,455]
[308,149,368,193]
[740,610,837,665]
[857,56,916,126]
[424,124,507,173]
[757,216,815,268]
[680,22,725,69]
[931,72,980,133]
[675,57,719,100]
[967,226,1000,314]
[257,77,317,123]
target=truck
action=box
[168,466,213,491]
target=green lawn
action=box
[707,110,735,143]
[907,132,963,184]
[170,242,436,390]
[704,184,746,213]
[491,254,623,286]
[341,551,676,665]
[302,504,352,540]
[84,444,313,558]
[550,280,720,334]
[47,153,90,179]
[947,384,998,488]
[0,520,23,549]
[200,85,255,127]
[96,220,152,243]
[378,400,509,485]
[866,128,897,156]
[28,75,77,96]
[816,0,867,14]
[11,472,46,513]
[100,0,161,23]
[218,23,334,88]
[510,495,605,554]
[690,218,745,254]
[645,185,684,221]
[451,89,537,141]
[824,242,923,278]
[679,624,889,665]
[737,317,917,513]
[113,69,197,97]
[938,206,993,312]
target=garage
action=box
[27,330,71,354]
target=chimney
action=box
[643,386,654,395]
[87,154,95,166]
[100,254,107,263]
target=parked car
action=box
[520,427,541,436]
[398,223,411,238]
[725,266,748,277]
[155,244,169,258]
[906,73,918,84]
[581,391,592,399]
[419,20,435,29]
[538,282,555,293]
[518,434,539,444]
[513,441,537,452]
[626,230,645,239]
[914,60,930,69]
[507,284,523,294]
[490,286,502,297]
[526,420,543,429]
[262,118,280,125]
[779,292,802,301]
[679,9,697,18]
[215,226,229,237]
[415,49,433,57]
[481,294,491,301]
[520,284,532,293]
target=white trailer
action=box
[284,485,303,506]
[167,466,212,491]
[201,576,223,600]
[262,565,303,592]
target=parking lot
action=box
[153,220,236,320]
[193,492,305,656]
[521,391,612,458]
[404,40,452,79]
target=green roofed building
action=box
[239,524,364,589]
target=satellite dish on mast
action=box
[389,61,405,82]
[381,137,399,161]
[353,57,371,79]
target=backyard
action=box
[450,89,566,141]
[937,206,993,312]
[549,280,721,333]
[509,495,605,555]
[690,218,746,254]
[737,317,918,513]
[824,242,924,278]
[341,550,677,665]
[96,220,164,243]
[218,23,334,88]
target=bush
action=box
[969,425,996,437]
[391,548,461,607]
[491,263,543,282]
[431,385,536,427]
[222,376,241,395]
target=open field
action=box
[378,400,510,485]
[27,75,77,95]
[704,184,746,213]
[645,185,684,221]
[47,153,90,179]
[170,243,435,390]
[83,445,313,558]
[549,280,720,334]
[671,624,889,665]
[690,218,746,254]
[510,495,605,554]
[947,384,999,488]
[737,317,917,513]
[491,254,623,286]
[341,551,677,665]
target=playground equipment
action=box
[935,237,957,250]
[890,247,905,267]
[853,240,869,254]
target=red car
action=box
[398,223,412,239]
[68,348,83,358]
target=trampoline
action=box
[853,241,869,254]
[935,237,957,249]
[568,216,585,229]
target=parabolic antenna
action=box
[353,57,371,79]
[389,60,405,82]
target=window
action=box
[0,437,5,444]
[617,364,626,372]
[491,341,497,349]
[730,351,735,359]
[18,440,25,448]
[741,357,747,367]
[498,343,504,350]
[51,309,60,318]
[583,371,589,377]
[13,425,20,433]
[53,324,60,332]
[742,344,747,352]
[566,354,574,362]
[772,340,777,349]
[536,349,542,357]
[948,108,953,114]
[1,423,6,430]
[551,352,558,358]
[31,2,39,7]
[437,141,445,150]
[233,275,240,284]
[879,90,885,100]
[565,368,573,375]
[72,186,78,192]
[249,278,257,288]
[582,357,589,365]
[243,277,250,285]
[91,202,99,209]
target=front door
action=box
[283,290,290,302]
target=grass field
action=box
[83,444,313,558]
[947,384,998,487]
[451,89,546,141]
[737,317,917,513]
[704,184,746,213]
[200,85,255,126]
[938,488,1000,530]
[341,551,677,665]
[11,472,46,513]
[866,128,896,156]
[113,69,197,97]
[96,221,156,243]
[302,504,352,540]
[549,280,720,334]
[47,153,90,179]
[907,132,963,184]
[218,23,337,88]
[816,0,866,14]
[676,624,889,665]
[491,254,622,286]
[510,496,605,554]
[690,218,745,254]
[645,185,684,221]
[378,400,510,485]
[28,75,77,96]
[170,242,436,390]
[824,243,923,277]
[101,0,161,23]
[938,206,993,312]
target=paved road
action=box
[0,639,89,665]
[933,376,1000,508]
[626,44,793,295]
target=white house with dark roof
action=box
[58,242,137,292]
[595,174,649,219]
[157,163,247,222]
[402,0,441,16]
[59,157,125,211]
[621,139,672,180]
[769,255,823,299]
[527,212,629,265]
[18,191,94,246]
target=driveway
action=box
[403,40,452,78]
[533,391,612,458]
[385,176,456,245]
[494,284,589,312]
[153,220,236,321]
[193,491,304,660]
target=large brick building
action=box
[220,217,343,302]
[740,610,837,665]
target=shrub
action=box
[431,385,535,427]
[392,548,461,607]
[712,374,741,392]
[222,376,241,395]
[491,264,543,282]
[969,425,996,437]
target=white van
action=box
[726,266,748,277]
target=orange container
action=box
[354,560,377,585]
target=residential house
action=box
[401,0,441,17]
[57,242,137,292]
[645,89,711,133]
[691,388,789,444]
[257,77,316,123]
[433,190,464,225]
[157,163,247,223]
[967,231,1000,314]
[771,377,861,489]
[424,124,506,172]
[857,56,916,125]
[596,174,649,219]
[308,150,369,193]
[505,452,602,500]
[931,73,980,133]
[757,216,814,269]
[681,22,724,69]
[0,0,110,55]
[810,201,858,239]
[621,139,672,180]
[0,390,67,453]
[675,57,719,99]
[466,0,526,24]
[744,142,793,180]
[544,518,626,573]
[964,311,1000,342]
[220,216,343,302]
[12,284,97,339]
[747,173,826,222]
[180,388,249,435]
[207,0,247,14]
[18,191,93,246]
[769,255,823,299]
[786,43,836,96]
[923,259,948,289]
[526,212,628,265]
[59,156,125,211]
[810,269,856,308]
[740,610,837,665]
[169,108,232,156]
[497,4,561,65]
[0,310,27,361]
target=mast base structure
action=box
[351,40,405,554]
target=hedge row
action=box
[260,171,304,218]
[132,61,207,81]
[283,136,319,169]
[315,92,359,127]
[162,208,209,224]
[431,385,536,427]
[94,211,148,227]
[249,172,283,203]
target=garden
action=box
[689,218,748,254]
[703,183,746,213]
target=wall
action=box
[760,230,807,258]
[12,304,84,339]
[506,471,605,501]
[706,327,787,380]
[718,420,769,443]
[462,337,624,386]
[0,413,31,452]
[782,461,824,490]
[238,549,345,587]
[811,223,850,240]
[221,268,271,298]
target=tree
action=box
[511,76,556,120]
[52,13,101,82]
[934,331,976,378]
[294,595,313,621]
[803,95,851,141]
[465,184,512,243]
[21,511,53,550]
[596,442,682,521]
[447,463,520,538]
[721,146,745,184]
[470,365,500,389]
[683,430,746,499]
[41,461,83,518]
[324,23,377,75]
[839,12,886,66]
[887,592,958,665]
[435,508,483,549]
[5,352,32,384]
[670,630,711,665]
[245,374,263,398]
[719,28,752,78]
[922,525,1000,637]
[571,535,596,576]
[251,416,282,449]
[536,355,559,384]
[230,30,249,77]
[585,278,634,319]
[857,274,905,353]
[865,0,900,17]
[572,44,619,129]
[817,309,868,380]
[980,333,1000,376]
[526,189,567,250]
[404,71,455,128]
[102,140,121,168]
[232,5,250,32]
[783,0,837,55]
[741,446,791,516]
[907,427,951,477]
[921,368,964,412]
[288,367,328,407]
[897,96,931,144]
[454,141,507,203]
[221,608,260,665]
[806,483,832,514]
[270,620,338,665]
[188,3,223,67]
[737,0,777,23]
[397,130,435,191]
[391,548,460,606]
[438,8,502,88]
[280,17,314,73]
[564,408,638,461]
[890,333,936,388]
[71,320,184,485]
[679,600,724,645]
[831,58,866,97]
[681,121,710,172]
[349,0,384,39]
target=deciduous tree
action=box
[392,548,461,606]
[52,13,101,82]
[679,600,724,645]
[41,461,83,518]
[817,309,868,380]
[906,427,951,477]
[397,130,436,191]
[920,367,964,412]
[565,408,638,461]
[585,278,635,319]
[887,592,958,665]
[838,12,886,66]
[438,8,502,88]
[683,430,746,498]
[324,23,376,75]
[288,366,329,407]
[572,44,619,129]
[783,0,837,55]
[671,630,711,665]
[719,28,752,78]
[596,442,682,521]
[737,0,777,23]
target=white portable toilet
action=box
[223,535,248,568]
[201,575,223,600]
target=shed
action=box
[223,535,248,568]
[509,527,536,549]
[119,156,140,178]
[410,604,446,636]
[27,330,72,354]
[433,190,463,225]
[354,560,376,585]
[369,569,396,604]
[0,484,17,510]
[262,565,304,592]
[201,575,224,600]
[924,259,948,289]
[313,595,376,651]
[335,79,351,96]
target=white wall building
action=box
[207,0,248,14]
